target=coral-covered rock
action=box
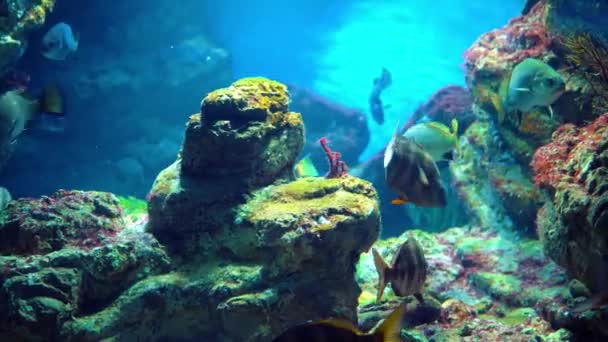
[289,85,369,167]
[181,77,304,186]
[127,78,380,341]
[0,192,170,341]
[402,85,475,134]
[534,114,608,294]
[0,190,123,254]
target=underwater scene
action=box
[1,0,608,341]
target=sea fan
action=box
[563,33,608,99]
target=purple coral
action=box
[319,137,348,178]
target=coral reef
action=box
[355,227,574,340]
[533,114,608,292]
[403,85,475,133]
[289,84,369,167]
[0,190,170,341]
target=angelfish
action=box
[372,235,428,303]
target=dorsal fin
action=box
[384,120,401,168]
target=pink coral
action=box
[463,0,552,86]
[319,137,348,178]
[531,113,608,190]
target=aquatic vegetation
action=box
[318,137,349,178]
[562,33,608,103]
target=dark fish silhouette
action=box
[272,304,404,342]
[372,235,428,303]
[384,123,447,207]
[369,67,392,124]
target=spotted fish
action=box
[372,235,428,303]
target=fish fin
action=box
[372,248,390,303]
[38,85,64,116]
[370,304,405,342]
[515,87,531,92]
[548,105,554,119]
[317,318,363,335]
[391,198,408,205]
[294,155,319,178]
[451,118,461,158]
[384,120,401,168]
[418,166,429,186]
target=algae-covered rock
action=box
[67,176,379,341]
[0,190,124,255]
[0,191,170,341]
[181,77,304,184]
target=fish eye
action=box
[545,78,556,87]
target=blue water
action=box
[1,0,522,198]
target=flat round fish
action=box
[389,238,427,297]
[385,136,447,207]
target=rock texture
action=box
[0,191,170,342]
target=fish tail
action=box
[370,304,404,342]
[38,85,64,116]
[372,248,390,303]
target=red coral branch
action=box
[319,137,349,178]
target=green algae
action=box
[117,196,147,216]
[482,307,536,326]
[470,272,522,299]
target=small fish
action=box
[41,23,79,61]
[293,155,319,178]
[403,118,460,162]
[497,58,565,124]
[0,187,11,210]
[0,86,65,143]
[384,123,447,207]
[372,235,428,303]
[272,304,404,342]
[369,67,392,125]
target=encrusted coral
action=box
[403,85,474,133]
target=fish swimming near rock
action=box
[272,304,404,342]
[0,187,11,210]
[41,23,79,61]
[490,58,565,124]
[0,86,64,145]
[403,118,460,162]
[372,235,428,303]
[384,123,447,207]
[293,155,319,178]
[369,67,392,125]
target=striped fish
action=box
[384,123,447,207]
[372,236,428,303]
[272,304,404,342]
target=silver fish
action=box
[41,23,79,61]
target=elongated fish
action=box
[272,304,404,342]
[369,67,392,125]
[372,235,428,303]
[384,123,447,207]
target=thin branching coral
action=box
[563,33,608,100]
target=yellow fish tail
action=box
[370,304,405,342]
